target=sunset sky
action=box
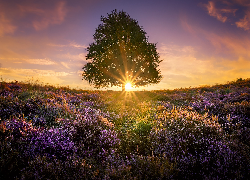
[1,0,250,90]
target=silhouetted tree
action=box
[82,10,162,91]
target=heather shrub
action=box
[129,155,176,179]
[150,106,249,179]
[0,118,35,179]
[20,155,91,180]
[1,79,250,179]
[72,107,121,177]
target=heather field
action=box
[0,79,250,179]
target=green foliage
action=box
[82,10,162,90]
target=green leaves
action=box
[82,10,162,90]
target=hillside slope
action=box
[0,79,249,179]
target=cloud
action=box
[181,16,250,58]
[25,58,57,65]
[59,53,87,61]
[0,57,57,65]
[159,44,209,75]
[37,70,70,77]
[222,56,250,70]
[234,0,250,30]
[207,32,250,57]
[48,42,87,49]
[158,44,212,83]
[178,17,250,88]
[205,1,227,22]
[180,17,197,36]
[233,0,250,6]
[157,43,250,89]
[0,67,72,85]
[158,43,196,61]
[69,42,87,49]
[0,67,89,89]
[19,1,68,31]
[47,43,67,48]
[204,1,237,23]
[77,70,84,77]
[212,56,250,81]
[61,62,70,69]
[203,0,250,31]
[58,53,87,69]
[235,11,250,30]
[0,67,70,77]
[0,12,17,36]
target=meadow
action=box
[0,78,249,179]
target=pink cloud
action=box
[233,0,250,6]
[19,1,68,31]
[205,1,227,22]
[180,17,197,35]
[236,11,250,30]
[204,1,237,23]
[69,42,87,49]
[208,32,250,58]
[232,0,250,31]
[0,12,17,36]
[204,0,250,31]
[180,17,250,58]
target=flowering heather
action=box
[0,79,250,179]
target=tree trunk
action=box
[122,83,125,92]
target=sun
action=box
[125,82,132,90]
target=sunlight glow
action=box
[125,82,132,90]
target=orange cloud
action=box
[0,67,71,82]
[0,57,57,65]
[159,47,250,89]
[213,56,250,81]
[159,44,211,76]
[223,56,250,69]
[0,67,89,89]
[19,1,67,31]
[0,35,56,64]
[25,58,57,65]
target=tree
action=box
[82,10,162,91]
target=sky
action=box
[0,0,250,90]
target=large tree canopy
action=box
[82,10,162,91]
